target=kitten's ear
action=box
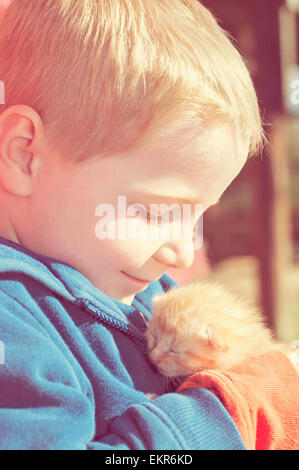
[204,325,223,352]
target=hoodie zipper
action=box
[78,298,148,347]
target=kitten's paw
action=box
[146,393,159,400]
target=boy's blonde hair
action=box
[0,0,264,161]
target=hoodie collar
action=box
[0,237,177,322]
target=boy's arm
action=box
[87,388,245,450]
[0,290,245,450]
[0,290,95,450]
[176,351,299,450]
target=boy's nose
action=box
[155,239,195,270]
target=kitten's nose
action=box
[150,351,165,366]
[150,350,167,367]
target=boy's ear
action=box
[0,105,44,196]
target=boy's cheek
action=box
[94,217,161,256]
[103,238,157,268]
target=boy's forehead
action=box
[107,122,249,210]
[87,120,249,210]
[129,120,248,171]
[125,121,248,188]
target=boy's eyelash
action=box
[131,204,181,224]
[144,210,162,223]
[131,205,165,223]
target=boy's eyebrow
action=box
[129,190,210,206]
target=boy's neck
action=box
[0,205,20,245]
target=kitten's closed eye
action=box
[169,347,178,354]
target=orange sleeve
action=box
[177,350,299,450]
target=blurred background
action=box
[167,0,299,343]
[0,0,298,342]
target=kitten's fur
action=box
[145,280,295,378]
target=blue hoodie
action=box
[0,236,245,450]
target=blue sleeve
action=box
[0,290,94,450]
[0,290,245,450]
[88,390,245,450]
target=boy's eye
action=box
[130,205,164,224]
[145,210,162,223]
[129,204,183,225]
[142,209,164,224]
[144,208,181,225]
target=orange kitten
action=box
[145,280,295,378]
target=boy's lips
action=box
[121,271,155,283]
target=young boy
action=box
[0,0,294,450]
